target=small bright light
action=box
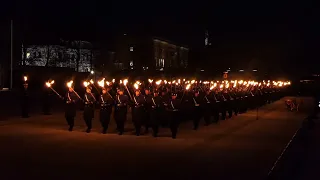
[23,76,27,82]
[239,70,244,72]
[130,47,133,52]
[83,81,89,87]
[26,53,30,59]
[200,69,204,72]
[253,69,257,72]
[90,71,94,74]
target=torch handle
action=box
[49,87,62,98]
[72,89,82,100]
[125,85,133,101]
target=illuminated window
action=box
[159,59,164,67]
[130,47,133,52]
[130,60,133,67]
[26,53,30,59]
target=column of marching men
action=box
[20,76,291,139]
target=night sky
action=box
[6,0,320,76]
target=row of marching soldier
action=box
[59,79,289,139]
[21,77,290,139]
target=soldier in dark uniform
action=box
[149,90,163,137]
[144,89,152,133]
[192,90,202,130]
[203,90,212,125]
[161,90,170,127]
[64,87,78,131]
[83,86,96,133]
[218,90,227,120]
[132,89,146,136]
[114,88,129,135]
[223,89,233,119]
[21,79,29,118]
[212,90,220,123]
[167,92,181,139]
[42,84,51,115]
[99,87,114,134]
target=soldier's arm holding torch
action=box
[45,80,63,99]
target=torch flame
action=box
[106,81,110,86]
[67,81,73,88]
[90,79,94,84]
[123,79,128,86]
[46,80,55,87]
[83,81,89,87]
[98,79,105,87]
[156,80,161,85]
[24,76,28,82]
[186,84,191,90]
[148,79,153,83]
[220,84,224,89]
[112,79,115,83]
[134,83,139,90]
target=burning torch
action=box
[66,80,82,100]
[45,80,62,98]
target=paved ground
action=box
[0,97,314,180]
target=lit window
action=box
[26,53,30,59]
[130,47,133,52]
[130,61,133,67]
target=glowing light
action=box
[148,79,153,83]
[45,80,54,87]
[220,84,224,89]
[90,79,94,84]
[90,71,94,74]
[112,79,115,83]
[191,80,195,84]
[106,81,110,86]
[98,79,105,87]
[24,76,28,82]
[156,80,161,85]
[67,81,73,88]
[123,79,128,86]
[134,83,139,90]
[186,84,191,90]
[83,81,89,87]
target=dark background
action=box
[1,0,319,77]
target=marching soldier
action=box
[167,92,181,139]
[212,90,220,123]
[21,78,29,118]
[114,88,129,135]
[192,90,202,130]
[149,90,163,137]
[132,89,146,136]
[64,86,79,131]
[42,84,52,115]
[203,90,212,125]
[83,86,96,133]
[99,87,114,134]
[144,89,152,133]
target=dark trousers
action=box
[133,107,143,135]
[169,111,180,138]
[204,105,211,125]
[192,107,202,129]
[150,109,160,136]
[115,107,127,134]
[100,107,112,131]
[144,109,151,132]
[83,106,94,130]
[66,116,75,128]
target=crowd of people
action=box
[22,78,290,139]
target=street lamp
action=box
[90,70,94,74]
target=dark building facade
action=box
[114,34,189,72]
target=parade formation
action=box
[22,76,291,139]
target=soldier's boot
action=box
[68,126,73,132]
